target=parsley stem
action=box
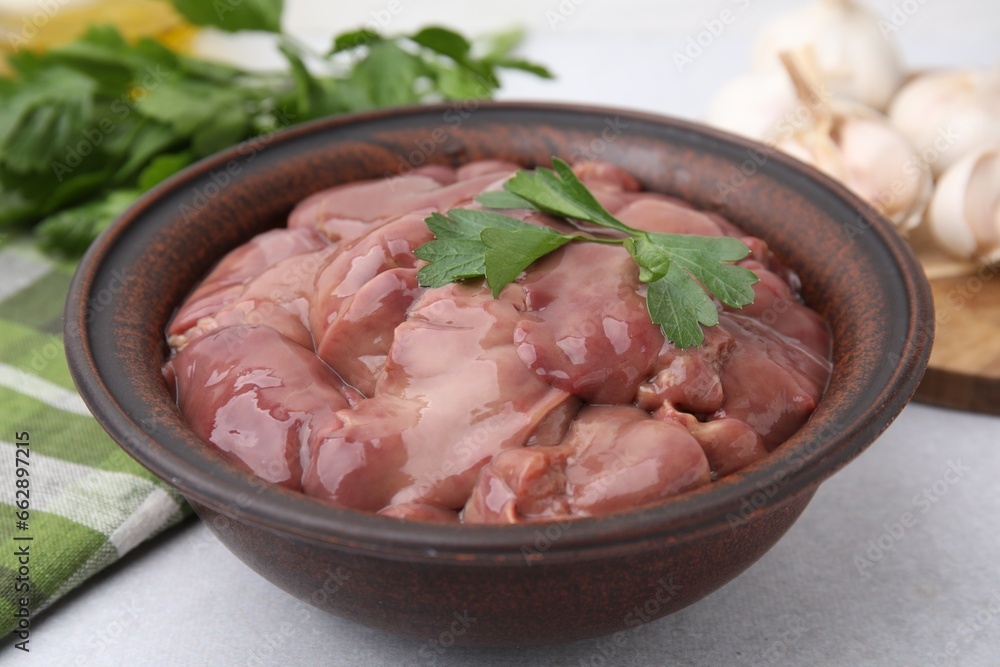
[566,235,627,245]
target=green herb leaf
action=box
[410,26,472,62]
[111,120,181,184]
[476,190,537,210]
[504,158,631,233]
[414,212,490,287]
[0,189,42,227]
[485,58,554,79]
[427,62,492,100]
[418,158,759,348]
[646,232,757,309]
[625,236,671,283]
[278,39,353,119]
[329,28,381,55]
[137,152,194,190]
[137,77,242,137]
[414,209,563,289]
[481,226,572,297]
[645,265,721,349]
[170,0,283,33]
[479,27,527,61]
[35,189,140,256]
[350,40,423,108]
[192,103,251,156]
[0,67,96,174]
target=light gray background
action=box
[3,0,999,665]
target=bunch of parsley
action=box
[0,0,550,256]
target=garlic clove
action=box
[704,70,798,141]
[764,51,931,231]
[834,109,932,231]
[752,0,904,111]
[888,68,1000,177]
[705,47,931,232]
[928,146,1000,263]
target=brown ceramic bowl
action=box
[65,102,932,646]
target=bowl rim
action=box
[65,101,934,560]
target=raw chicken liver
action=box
[165,160,832,523]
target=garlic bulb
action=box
[769,52,932,231]
[752,0,903,111]
[888,67,1000,177]
[927,146,1000,264]
[704,69,798,141]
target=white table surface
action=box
[4,1,1000,665]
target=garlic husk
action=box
[752,0,903,111]
[928,146,1000,265]
[888,67,1000,177]
[704,70,799,141]
[771,51,931,231]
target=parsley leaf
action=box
[410,27,473,63]
[646,266,721,348]
[648,233,758,310]
[504,158,631,233]
[414,209,553,288]
[0,67,96,174]
[350,40,424,108]
[36,189,140,256]
[625,236,671,283]
[416,159,760,348]
[481,227,572,297]
[475,190,535,210]
[329,29,381,55]
[170,0,284,34]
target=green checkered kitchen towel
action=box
[0,239,191,640]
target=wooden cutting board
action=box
[908,224,1000,415]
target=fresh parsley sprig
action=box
[414,159,759,348]
[0,0,552,257]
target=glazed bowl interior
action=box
[65,102,932,642]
